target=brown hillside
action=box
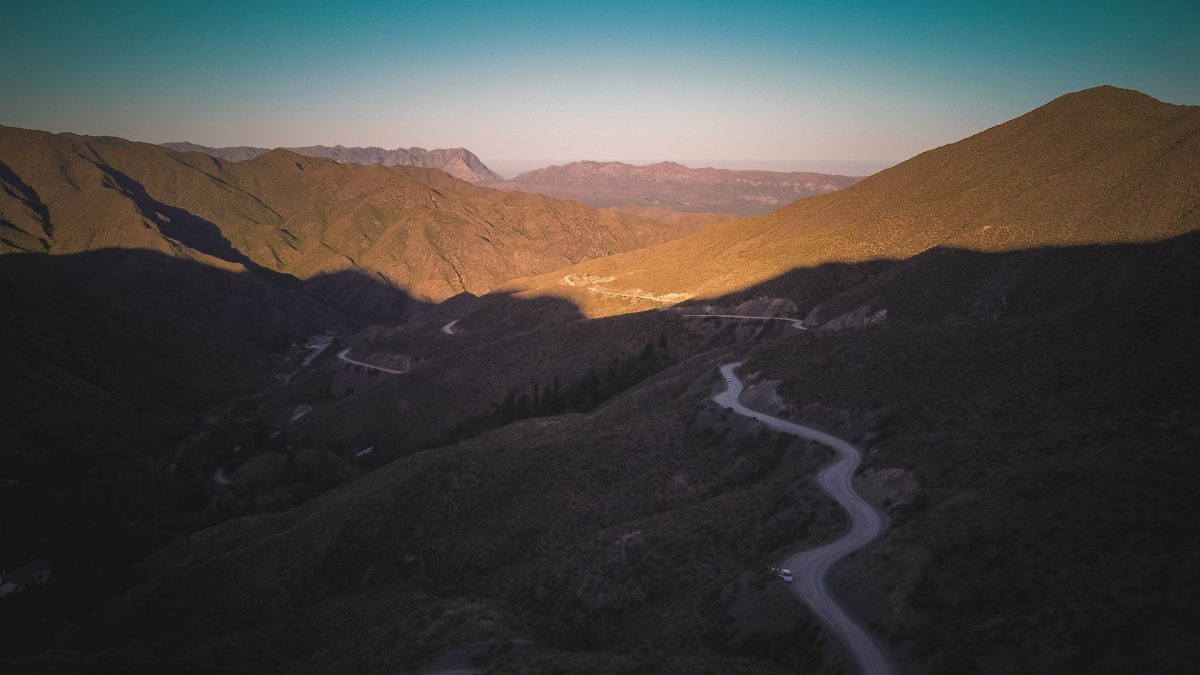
[600,204,731,235]
[0,126,692,304]
[499,86,1200,317]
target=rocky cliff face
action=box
[287,145,503,182]
[161,142,503,182]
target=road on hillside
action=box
[683,313,807,329]
[442,319,460,335]
[336,348,407,375]
[714,362,892,675]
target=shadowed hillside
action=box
[9,231,1196,674]
[0,249,437,652]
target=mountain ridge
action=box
[486,160,861,215]
[161,141,503,182]
[1,125,694,305]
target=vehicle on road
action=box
[725,376,731,381]
[771,567,794,583]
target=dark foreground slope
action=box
[13,231,1198,675]
[743,236,1200,672]
[0,249,424,654]
[47,353,848,674]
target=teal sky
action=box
[3,1,1197,174]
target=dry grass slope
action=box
[0,126,698,304]
[498,86,1200,317]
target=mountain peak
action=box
[250,147,325,170]
[1039,84,1174,115]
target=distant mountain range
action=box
[486,161,862,215]
[161,141,503,182]
[162,145,860,215]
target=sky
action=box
[3,0,1197,175]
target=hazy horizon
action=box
[3,1,1197,168]
[484,158,896,179]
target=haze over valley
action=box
[1,2,1197,674]
[486,161,862,216]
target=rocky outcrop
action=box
[288,145,503,182]
[162,142,502,182]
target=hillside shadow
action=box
[0,158,53,242]
[3,231,1198,667]
[7,230,1187,459]
[0,244,587,446]
[402,229,1200,463]
[0,244,590,658]
[94,163,306,289]
[0,248,429,351]
[378,230,1200,438]
[0,247,447,451]
[669,229,1200,329]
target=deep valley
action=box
[1,47,1197,675]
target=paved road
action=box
[714,362,892,675]
[336,348,408,375]
[683,313,807,329]
[442,319,460,335]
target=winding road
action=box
[683,313,807,329]
[336,348,408,375]
[714,362,892,675]
[442,319,460,335]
